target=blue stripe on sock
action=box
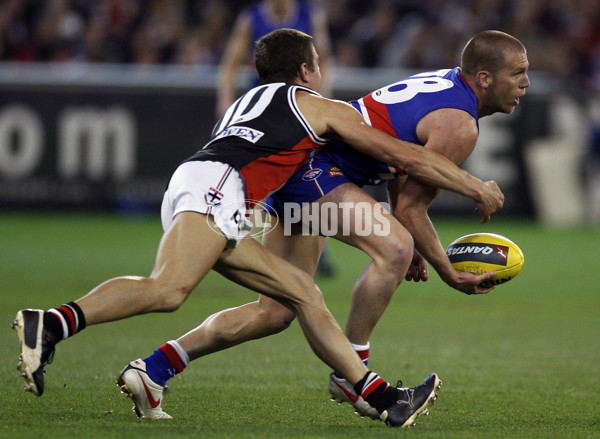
[143,349,176,387]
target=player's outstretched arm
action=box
[301,94,504,217]
[387,178,496,295]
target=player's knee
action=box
[282,269,326,310]
[260,305,296,333]
[153,282,194,312]
[300,274,329,310]
[375,229,414,273]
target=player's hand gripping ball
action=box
[446,233,524,287]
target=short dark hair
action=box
[255,28,315,84]
[461,30,526,76]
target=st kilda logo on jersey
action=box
[446,243,509,266]
[205,187,224,205]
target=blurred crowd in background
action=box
[1,0,600,93]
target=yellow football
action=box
[446,233,524,286]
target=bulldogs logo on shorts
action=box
[205,187,224,205]
[302,168,323,181]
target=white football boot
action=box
[117,359,172,419]
[328,372,380,419]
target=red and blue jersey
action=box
[264,68,480,216]
[323,67,479,184]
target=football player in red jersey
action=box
[12,29,503,426]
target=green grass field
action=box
[1,212,598,438]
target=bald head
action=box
[461,30,526,77]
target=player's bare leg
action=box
[238,183,414,346]
[316,183,414,345]
[13,211,225,399]
[174,184,418,418]
[177,297,289,358]
[179,234,442,427]
[175,183,414,372]
[113,214,369,419]
[77,212,227,324]
[212,236,368,383]
[13,212,225,397]
[260,184,415,417]
[295,183,414,416]
[176,223,323,359]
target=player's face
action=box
[487,49,530,115]
[305,45,322,92]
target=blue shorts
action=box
[264,153,382,218]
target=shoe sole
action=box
[398,375,443,428]
[117,374,145,419]
[11,310,43,396]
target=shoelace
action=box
[44,348,55,366]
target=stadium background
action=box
[0,0,599,226]
[1,2,599,437]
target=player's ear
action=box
[475,70,492,89]
[298,63,311,83]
